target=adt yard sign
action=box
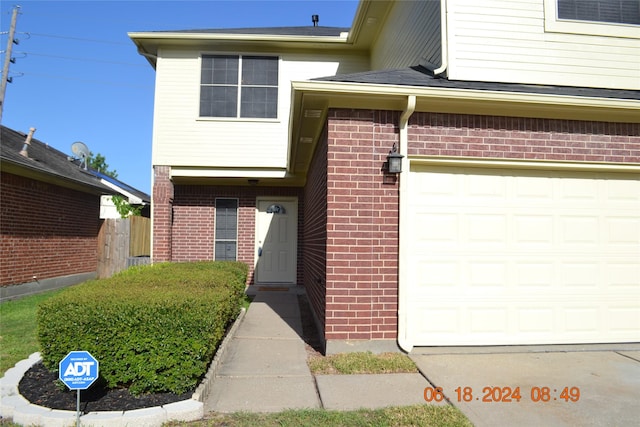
[59,351,99,390]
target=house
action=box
[97,171,150,219]
[129,0,640,353]
[0,125,150,299]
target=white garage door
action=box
[406,164,640,346]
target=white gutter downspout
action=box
[433,0,448,77]
[397,95,416,353]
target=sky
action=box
[0,0,359,194]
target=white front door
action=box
[256,198,298,284]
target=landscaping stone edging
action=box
[0,307,247,427]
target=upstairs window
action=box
[557,0,640,25]
[200,55,278,119]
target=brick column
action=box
[325,110,400,345]
[152,166,173,262]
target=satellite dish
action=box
[71,141,90,170]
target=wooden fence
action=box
[97,217,151,278]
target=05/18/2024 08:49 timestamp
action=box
[423,386,580,403]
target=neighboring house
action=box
[97,172,150,219]
[129,0,640,353]
[0,125,149,299]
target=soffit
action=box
[289,80,640,178]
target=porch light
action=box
[386,143,404,174]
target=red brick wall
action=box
[303,124,329,335]
[0,172,100,286]
[408,114,640,161]
[151,168,304,285]
[152,166,174,262]
[324,110,401,342]
[318,111,639,346]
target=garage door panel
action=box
[407,165,640,346]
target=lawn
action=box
[0,290,62,375]
[168,405,472,427]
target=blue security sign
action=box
[59,351,99,390]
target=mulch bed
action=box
[18,362,192,412]
[17,291,324,413]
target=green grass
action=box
[0,290,63,375]
[166,405,472,427]
[308,351,419,375]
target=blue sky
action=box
[1,1,359,194]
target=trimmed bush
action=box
[37,261,247,395]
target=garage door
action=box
[406,163,640,346]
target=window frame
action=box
[544,0,640,38]
[214,198,239,261]
[199,54,280,121]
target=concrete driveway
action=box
[410,344,640,427]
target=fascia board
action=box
[291,81,640,123]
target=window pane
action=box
[241,87,278,118]
[201,55,238,85]
[557,0,640,25]
[242,56,278,85]
[215,242,237,261]
[215,199,237,261]
[200,86,237,117]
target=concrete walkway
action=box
[205,286,640,426]
[204,287,434,413]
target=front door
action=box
[255,198,298,284]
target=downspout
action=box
[433,0,448,77]
[397,95,416,353]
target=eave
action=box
[1,159,113,196]
[289,80,640,180]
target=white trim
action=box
[170,168,288,179]
[543,0,640,39]
[408,156,640,173]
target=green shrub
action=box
[37,261,247,395]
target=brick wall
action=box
[324,110,401,342]
[152,171,304,285]
[152,166,174,262]
[0,172,100,286]
[303,124,329,335]
[408,114,640,161]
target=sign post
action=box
[59,351,99,427]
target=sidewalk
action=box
[203,286,433,413]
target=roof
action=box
[149,26,349,37]
[314,66,640,101]
[1,126,114,194]
[94,170,150,204]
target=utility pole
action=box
[0,6,20,124]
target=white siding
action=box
[371,1,441,70]
[448,0,640,89]
[152,49,367,168]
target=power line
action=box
[17,71,153,88]
[23,32,130,46]
[16,51,147,67]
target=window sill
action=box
[196,117,281,123]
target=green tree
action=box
[112,195,143,218]
[89,152,118,178]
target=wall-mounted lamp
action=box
[385,143,404,174]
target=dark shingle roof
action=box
[315,66,640,100]
[147,26,349,37]
[1,126,112,193]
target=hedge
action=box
[37,261,247,395]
